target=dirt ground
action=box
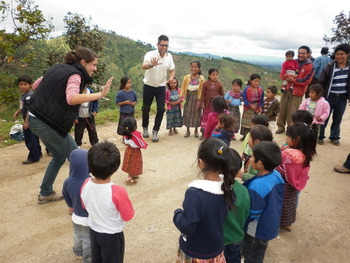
[1,109,350,263]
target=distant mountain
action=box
[179,52,222,60]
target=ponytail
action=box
[64,47,98,65]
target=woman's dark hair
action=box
[17,75,33,84]
[232,78,243,86]
[252,141,281,172]
[252,114,269,127]
[250,125,273,142]
[247,74,261,85]
[121,117,137,139]
[211,95,228,114]
[208,67,219,79]
[218,113,235,131]
[267,85,278,95]
[166,77,178,90]
[191,61,202,75]
[64,46,98,64]
[286,122,317,167]
[88,141,120,180]
[119,76,130,91]
[198,138,242,211]
[309,84,323,97]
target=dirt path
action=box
[1,110,350,263]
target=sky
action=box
[4,0,349,62]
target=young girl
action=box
[277,122,316,231]
[224,78,243,135]
[116,76,137,135]
[299,84,330,144]
[166,78,183,135]
[181,61,205,138]
[173,138,241,263]
[240,74,264,140]
[204,95,229,139]
[121,117,148,185]
[211,113,235,147]
[199,67,225,140]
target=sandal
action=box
[281,225,292,232]
[169,130,173,136]
[184,131,190,138]
[126,178,137,185]
[173,128,178,134]
[132,175,139,179]
[194,131,199,138]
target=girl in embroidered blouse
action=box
[116,76,137,136]
[225,78,243,136]
[166,78,183,136]
[199,67,225,140]
[181,61,205,138]
[121,117,148,185]
[276,122,316,231]
[240,74,264,141]
[173,138,242,263]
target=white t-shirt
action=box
[143,50,175,87]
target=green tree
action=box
[0,0,53,67]
[324,11,350,45]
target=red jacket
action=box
[280,59,314,97]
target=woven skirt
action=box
[183,94,201,128]
[176,247,226,263]
[122,146,142,176]
[201,107,211,130]
[240,108,257,136]
[228,106,241,133]
[280,182,298,226]
[166,105,183,129]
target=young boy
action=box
[13,75,42,164]
[242,141,284,263]
[74,85,99,147]
[262,85,280,134]
[81,141,134,263]
[280,50,298,93]
[62,148,92,262]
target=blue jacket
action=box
[87,86,99,114]
[62,148,91,218]
[243,170,284,240]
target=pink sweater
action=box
[299,97,330,124]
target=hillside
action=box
[0,32,281,116]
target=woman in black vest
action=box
[28,47,113,204]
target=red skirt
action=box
[122,146,143,176]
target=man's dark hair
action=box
[299,45,311,53]
[158,35,169,43]
[88,141,121,180]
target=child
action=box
[262,85,280,134]
[116,76,137,136]
[224,78,243,134]
[241,114,269,172]
[291,110,313,125]
[241,125,273,182]
[199,67,225,140]
[166,78,183,135]
[223,152,250,263]
[181,61,205,138]
[280,50,299,93]
[81,141,134,263]
[62,148,91,262]
[212,113,235,147]
[242,141,284,263]
[13,75,42,164]
[173,138,241,262]
[299,84,330,145]
[240,74,264,140]
[74,85,99,147]
[204,95,229,139]
[121,117,148,185]
[276,123,316,231]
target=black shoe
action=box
[22,160,39,165]
[275,130,284,134]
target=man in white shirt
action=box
[141,35,176,142]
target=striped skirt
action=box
[166,105,183,129]
[117,112,134,135]
[240,108,257,136]
[176,248,226,263]
[122,146,143,176]
[183,94,201,127]
[228,106,241,133]
[280,182,299,226]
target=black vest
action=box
[28,63,93,136]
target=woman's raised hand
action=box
[100,77,114,97]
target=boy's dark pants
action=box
[242,234,269,263]
[90,229,125,263]
[74,117,99,146]
[24,127,42,161]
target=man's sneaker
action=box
[38,191,64,204]
[152,130,159,142]
[318,139,324,145]
[143,127,149,138]
[331,139,340,146]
